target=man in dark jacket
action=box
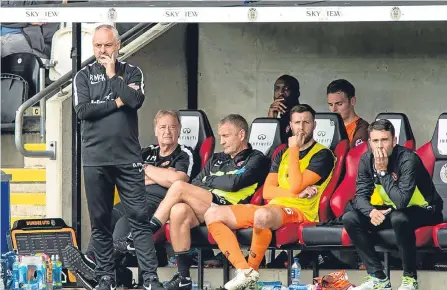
[73,24,164,290]
[267,75,300,142]
[1,1,64,58]
[147,114,270,290]
[343,119,443,290]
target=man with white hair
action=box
[72,24,162,290]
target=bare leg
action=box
[170,203,201,251]
[153,180,213,224]
[167,203,202,283]
[253,207,284,230]
[204,206,238,229]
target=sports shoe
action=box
[94,276,116,290]
[63,245,96,281]
[164,273,192,290]
[398,276,419,290]
[224,268,259,290]
[352,275,392,290]
[113,234,135,254]
[143,276,165,290]
[73,271,95,290]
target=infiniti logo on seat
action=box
[258,134,266,140]
[317,131,326,136]
[182,128,191,134]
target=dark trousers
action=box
[86,202,127,256]
[86,187,167,275]
[112,189,164,241]
[343,206,442,277]
[83,165,157,282]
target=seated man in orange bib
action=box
[204,104,335,290]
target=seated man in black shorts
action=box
[146,114,270,290]
[64,110,200,289]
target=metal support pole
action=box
[197,249,204,290]
[39,67,46,141]
[287,250,293,286]
[186,24,198,110]
[71,22,82,247]
[384,252,390,278]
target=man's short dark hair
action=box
[219,114,249,140]
[290,104,316,120]
[277,74,300,99]
[327,79,355,101]
[368,119,395,138]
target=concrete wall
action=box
[45,92,73,228]
[1,133,42,168]
[131,24,188,147]
[198,22,447,148]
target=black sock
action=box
[176,251,192,278]
[149,217,162,233]
[373,271,387,280]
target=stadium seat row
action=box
[157,110,447,288]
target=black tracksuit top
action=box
[73,61,145,166]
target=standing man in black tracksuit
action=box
[64,110,200,290]
[73,24,164,290]
[145,114,270,290]
[343,119,443,290]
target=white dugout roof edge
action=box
[2,1,447,23]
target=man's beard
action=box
[304,132,313,144]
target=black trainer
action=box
[165,273,192,290]
[143,276,165,290]
[63,245,96,281]
[73,271,96,290]
[94,276,116,290]
[113,234,135,254]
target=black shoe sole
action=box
[63,245,96,281]
[73,271,95,290]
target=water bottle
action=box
[51,255,56,290]
[0,263,5,290]
[12,256,20,290]
[39,256,47,290]
[18,257,28,290]
[290,257,301,285]
[54,255,62,289]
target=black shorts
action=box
[211,193,231,205]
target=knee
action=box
[167,180,186,197]
[90,207,110,225]
[390,211,408,228]
[170,203,192,224]
[204,206,224,225]
[128,203,150,222]
[342,210,360,228]
[253,208,274,228]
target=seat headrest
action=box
[1,74,27,123]
[375,113,415,148]
[430,113,447,159]
[178,110,214,151]
[248,118,283,157]
[1,53,44,70]
[313,113,348,151]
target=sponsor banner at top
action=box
[2,6,447,23]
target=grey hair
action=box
[219,114,249,141]
[94,24,120,40]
